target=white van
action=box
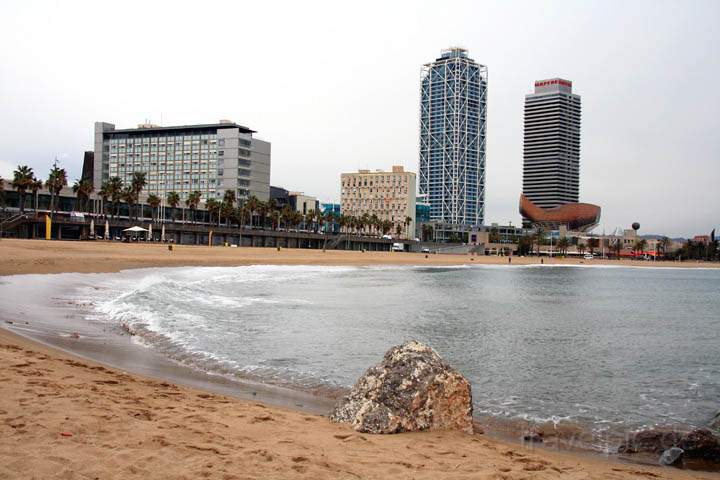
[392,243,404,252]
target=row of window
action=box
[109,136,217,146]
[342,188,410,197]
[341,176,410,188]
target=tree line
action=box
[3,165,415,239]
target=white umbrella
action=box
[105,220,110,239]
[123,226,148,233]
[148,223,152,241]
[161,224,165,243]
[89,219,95,237]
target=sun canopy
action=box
[123,226,148,233]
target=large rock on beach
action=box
[659,447,684,466]
[618,427,720,466]
[329,340,473,434]
[709,412,720,431]
[618,429,682,454]
[678,428,720,462]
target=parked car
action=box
[392,243,404,252]
[421,247,431,253]
[583,253,594,260]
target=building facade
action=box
[93,121,271,204]
[522,78,581,210]
[269,185,290,208]
[288,192,318,215]
[341,166,416,238]
[321,202,341,233]
[419,47,487,233]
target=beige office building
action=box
[340,166,416,238]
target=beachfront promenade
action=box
[1,211,398,251]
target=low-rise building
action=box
[289,192,318,215]
[321,203,341,233]
[269,186,290,209]
[340,166,416,238]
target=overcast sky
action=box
[1,0,718,237]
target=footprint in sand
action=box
[251,414,273,423]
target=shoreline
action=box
[2,239,719,478]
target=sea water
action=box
[6,264,720,449]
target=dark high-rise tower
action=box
[522,78,581,210]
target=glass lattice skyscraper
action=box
[419,48,487,236]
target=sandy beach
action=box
[1,239,719,479]
[0,238,716,276]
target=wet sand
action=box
[1,239,719,478]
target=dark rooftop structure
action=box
[104,122,256,137]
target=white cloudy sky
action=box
[1,0,718,237]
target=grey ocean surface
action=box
[80,264,720,446]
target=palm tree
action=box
[147,194,161,222]
[323,211,335,234]
[634,239,648,257]
[257,200,268,229]
[381,220,393,236]
[369,214,379,236]
[270,208,281,231]
[404,216,413,239]
[99,181,111,218]
[421,224,433,242]
[577,241,586,255]
[588,237,600,255]
[533,227,546,256]
[0,176,5,211]
[46,165,68,219]
[130,172,147,220]
[30,176,43,214]
[556,236,570,256]
[12,165,34,213]
[105,176,123,219]
[72,179,93,212]
[221,201,234,227]
[223,189,236,206]
[293,211,304,232]
[279,205,293,231]
[658,236,670,259]
[186,190,202,224]
[205,198,220,225]
[166,191,180,222]
[121,185,137,221]
[245,196,259,228]
[362,214,372,236]
[395,223,402,238]
[306,209,317,233]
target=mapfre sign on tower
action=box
[535,79,572,88]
